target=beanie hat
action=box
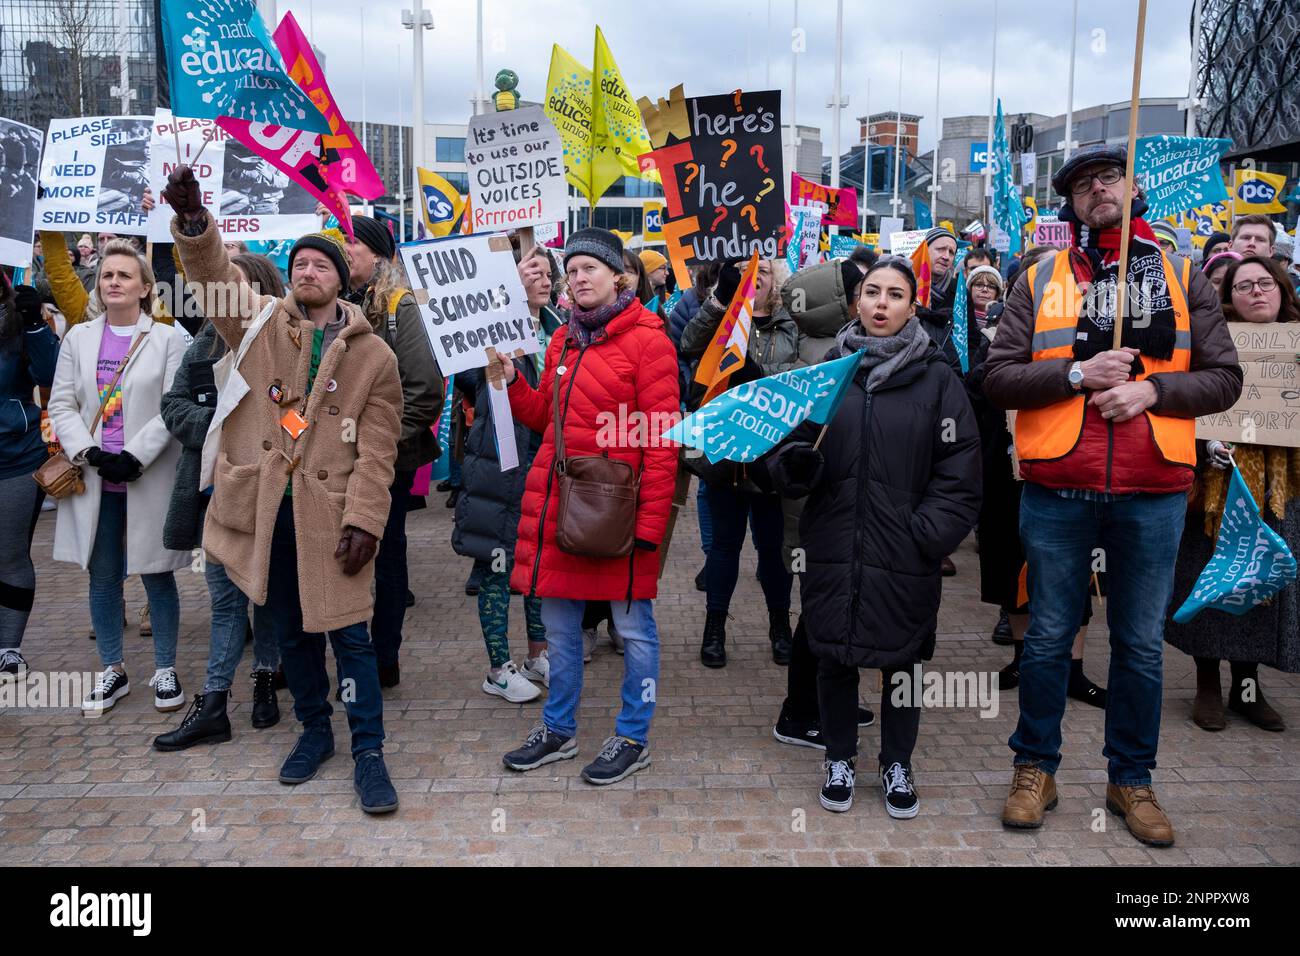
[351,215,395,261]
[924,226,958,247]
[639,249,668,273]
[1202,250,1243,275]
[289,231,350,291]
[1150,220,1179,247]
[967,264,1005,292]
[564,228,624,275]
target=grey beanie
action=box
[925,226,958,246]
[563,227,625,275]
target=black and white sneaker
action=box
[774,706,875,750]
[581,736,650,785]
[820,758,855,812]
[503,724,577,771]
[82,668,130,716]
[881,761,920,819]
[0,648,27,678]
[149,668,185,712]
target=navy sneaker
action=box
[354,750,399,814]
[503,724,577,771]
[881,761,920,819]
[580,736,650,785]
[820,758,855,812]
[278,729,335,784]
[774,706,875,750]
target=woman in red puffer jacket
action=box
[488,228,680,786]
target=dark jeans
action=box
[818,658,920,766]
[1010,484,1185,786]
[371,469,413,669]
[264,498,385,758]
[703,483,792,614]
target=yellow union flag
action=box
[545,44,596,205]
[592,26,656,205]
[416,167,465,238]
[1232,169,1288,215]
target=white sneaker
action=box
[607,623,625,655]
[582,628,597,663]
[519,651,550,687]
[148,667,185,712]
[82,667,130,716]
[482,661,542,703]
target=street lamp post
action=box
[403,2,434,239]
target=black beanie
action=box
[840,259,864,307]
[351,215,395,261]
[289,233,350,291]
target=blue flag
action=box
[158,0,331,133]
[1172,467,1297,624]
[914,197,933,230]
[951,271,970,375]
[992,100,1026,255]
[428,374,456,483]
[786,210,806,273]
[664,290,684,317]
[663,351,862,464]
[1135,136,1233,221]
[828,234,860,259]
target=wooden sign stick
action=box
[1112,0,1148,350]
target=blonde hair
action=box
[88,239,156,316]
[757,259,787,315]
[359,256,407,331]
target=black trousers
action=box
[817,657,921,766]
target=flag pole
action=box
[1111,0,1148,350]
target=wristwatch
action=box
[1068,361,1085,393]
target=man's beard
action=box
[1084,199,1124,230]
[295,283,336,308]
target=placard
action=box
[147,110,224,241]
[888,229,927,257]
[35,117,152,235]
[790,172,858,228]
[879,217,905,248]
[1033,220,1073,246]
[399,234,541,377]
[465,105,566,232]
[1195,322,1300,448]
[0,116,42,267]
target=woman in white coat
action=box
[48,239,189,716]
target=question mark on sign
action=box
[720,139,738,169]
[683,162,699,193]
[756,177,775,202]
[733,89,743,113]
[749,144,769,173]
[741,204,758,230]
[711,205,728,231]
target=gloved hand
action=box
[712,261,743,307]
[162,166,206,234]
[13,285,45,330]
[98,451,142,483]
[335,526,379,576]
[770,442,825,498]
[83,447,110,469]
[1206,440,1234,470]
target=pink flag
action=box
[216,12,384,240]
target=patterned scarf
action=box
[1062,197,1177,370]
[827,315,931,393]
[568,287,636,346]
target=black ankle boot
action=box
[251,670,280,729]
[769,609,792,666]
[153,691,232,752]
[700,610,727,668]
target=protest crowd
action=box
[0,2,1297,857]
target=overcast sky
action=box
[281,0,1199,152]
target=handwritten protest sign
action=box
[148,110,223,240]
[1196,323,1300,448]
[1033,220,1072,246]
[35,117,152,235]
[638,88,784,288]
[791,172,858,227]
[399,234,541,377]
[0,116,42,267]
[465,105,566,232]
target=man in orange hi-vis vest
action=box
[983,145,1243,849]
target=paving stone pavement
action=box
[2,488,1297,867]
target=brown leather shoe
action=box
[1001,764,1058,829]
[1229,682,1286,732]
[1191,683,1226,731]
[1106,783,1175,847]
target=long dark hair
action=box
[1220,255,1300,323]
[0,270,18,354]
[862,258,918,303]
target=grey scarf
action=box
[827,315,931,393]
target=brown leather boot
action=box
[1106,783,1175,847]
[1191,661,1225,731]
[1228,678,1286,732]
[1001,764,1058,829]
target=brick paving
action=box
[1,488,1297,866]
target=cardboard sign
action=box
[788,204,822,271]
[0,116,42,267]
[35,117,153,235]
[790,172,858,228]
[1195,322,1300,448]
[1033,220,1073,246]
[888,229,927,257]
[637,88,785,287]
[879,217,905,247]
[465,105,566,232]
[399,234,541,377]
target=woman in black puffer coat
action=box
[762,258,980,819]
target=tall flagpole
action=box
[931,44,941,222]
[860,76,870,236]
[984,0,998,234]
[1185,0,1202,136]
[1112,0,1148,349]
[1063,0,1078,160]
[891,52,902,221]
[397,43,406,241]
[475,0,485,115]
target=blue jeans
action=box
[262,498,384,758]
[1010,483,1186,786]
[703,483,792,614]
[203,559,277,693]
[371,469,412,669]
[696,479,713,554]
[89,491,179,670]
[542,597,659,746]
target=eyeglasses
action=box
[1232,276,1278,295]
[1069,167,1123,197]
